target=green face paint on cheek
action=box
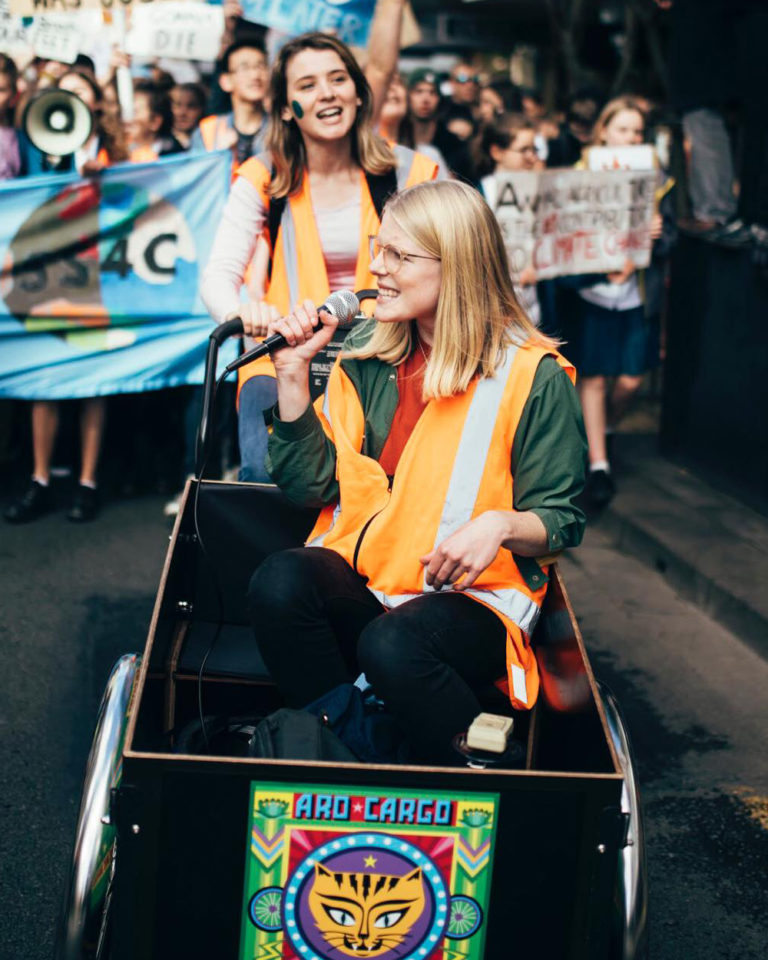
[291,100,304,119]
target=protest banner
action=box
[490,168,657,280]
[0,150,233,399]
[240,0,376,48]
[126,1,224,61]
[29,11,84,63]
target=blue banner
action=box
[238,0,376,47]
[0,150,234,400]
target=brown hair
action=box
[0,54,18,125]
[58,67,128,162]
[477,112,535,178]
[265,32,395,199]
[590,95,646,146]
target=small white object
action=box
[466,713,514,754]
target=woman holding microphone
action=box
[247,180,587,765]
[201,29,439,483]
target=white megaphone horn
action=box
[22,88,94,158]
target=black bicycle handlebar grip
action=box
[209,316,244,345]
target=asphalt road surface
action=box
[1,492,766,959]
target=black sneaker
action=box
[3,480,54,524]
[67,484,100,523]
[585,469,615,508]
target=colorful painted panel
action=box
[240,784,499,960]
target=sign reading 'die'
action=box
[241,0,377,47]
[492,168,657,280]
[126,1,224,61]
[240,783,499,960]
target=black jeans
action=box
[247,547,507,765]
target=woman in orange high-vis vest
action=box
[5,68,128,526]
[247,181,587,765]
[201,32,439,483]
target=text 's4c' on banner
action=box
[0,150,233,399]
[240,783,499,960]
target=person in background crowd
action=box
[520,87,546,122]
[0,54,20,180]
[407,69,475,183]
[0,55,21,483]
[444,103,476,143]
[5,68,128,525]
[546,88,602,167]
[127,79,184,162]
[479,114,542,326]
[564,96,667,508]
[377,72,449,175]
[449,61,480,113]
[477,78,523,127]
[201,30,438,484]
[246,180,586,765]
[170,82,207,149]
[189,38,269,165]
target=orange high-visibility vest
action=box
[199,114,233,151]
[307,340,576,711]
[233,145,439,390]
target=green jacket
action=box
[267,322,587,586]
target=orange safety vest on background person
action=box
[307,340,576,711]
[199,114,233,151]
[233,145,439,394]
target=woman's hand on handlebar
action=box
[268,299,339,372]
[235,301,280,337]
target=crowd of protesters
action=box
[0,0,762,525]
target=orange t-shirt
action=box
[378,341,431,478]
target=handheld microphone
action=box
[224,290,360,375]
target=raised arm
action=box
[364,0,407,124]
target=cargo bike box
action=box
[55,318,647,960]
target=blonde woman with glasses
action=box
[247,180,587,765]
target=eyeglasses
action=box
[453,71,478,84]
[230,61,267,75]
[511,145,538,155]
[369,236,440,274]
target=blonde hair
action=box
[590,95,646,146]
[266,32,395,199]
[345,180,560,400]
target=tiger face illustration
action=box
[307,863,426,957]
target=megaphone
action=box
[22,88,94,158]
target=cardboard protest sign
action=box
[28,12,81,63]
[240,0,377,47]
[126,1,224,61]
[0,0,32,63]
[490,168,657,280]
[585,144,657,172]
[8,0,183,16]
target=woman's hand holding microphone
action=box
[259,299,340,422]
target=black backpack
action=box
[174,708,358,762]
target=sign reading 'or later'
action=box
[126,2,224,61]
[491,168,657,280]
[241,0,377,47]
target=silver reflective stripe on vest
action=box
[307,501,341,548]
[280,202,299,307]
[430,344,519,551]
[367,585,540,636]
[393,144,415,191]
